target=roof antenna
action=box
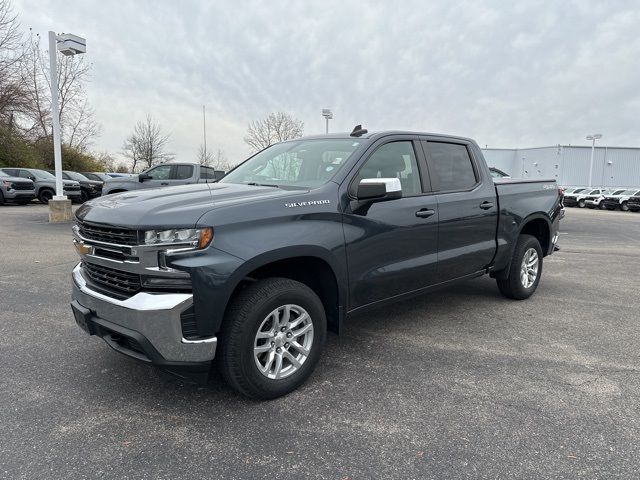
[350,124,368,137]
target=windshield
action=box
[588,190,601,195]
[0,171,8,178]
[220,139,361,188]
[573,188,586,194]
[65,171,89,181]
[31,169,55,180]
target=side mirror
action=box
[356,178,402,202]
[139,173,151,182]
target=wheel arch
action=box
[223,247,346,334]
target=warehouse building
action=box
[482,145,640,187]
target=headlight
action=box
[144,227,213,250]
[2,180,12,189]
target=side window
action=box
[427,142,477,192]
[146,165,172,180]
[19,169,33,179]
[174,165,194,180]
[200,166,216,180]
[353,141,422,196]
[3,169,18,176]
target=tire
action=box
[630,207,639,213]
[598,201,606,210]
[496,234,543,300]
[219,277,326,400]
[0,190,4,206]
[621,201,629,212]
[578,199,585,208]
[80,189,89,203]
[38,188,54,204]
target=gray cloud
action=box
[15,0,640,164]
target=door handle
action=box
[479,202,494,210]
[415,208,435,218]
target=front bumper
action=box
[3,190,35,200]
[71,263,217,375]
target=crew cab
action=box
[102,163,225,195]
[0,168,82,204]
[603,189,640,211]
[70,129,562,399]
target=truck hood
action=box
[75,182,298,228]
[105,175,139,184]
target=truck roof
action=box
[292,130,477,144]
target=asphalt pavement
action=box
[1,204,639,479]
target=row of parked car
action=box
[0,167,130,206]
[562,187,640,212]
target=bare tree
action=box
[197,144,233,171]
[244,111,303,152]
[0,0,25,123]
[122,114,173,172]
[20,31,99,150]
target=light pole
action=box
[48,31,86,222]
[586,133,602,188]
[322,109,333,134]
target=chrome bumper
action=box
[71,263,216,363]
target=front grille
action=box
[12,182,33,191]
[82,262,141,296]
[78,221,139,245]
[65,185,80,191]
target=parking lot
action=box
[1,204,639,479]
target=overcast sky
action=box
[14,0,640,165]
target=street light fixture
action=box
[48,31,86,222]
[322,109,333,134]
[586,133,602,188]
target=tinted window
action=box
[200,166,217,180]
[3,168,18,176]
[427,143,477,191]
[146,165,172,180]
[354,141,422,196]
[174,165,194,180]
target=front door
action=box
[421,140,497,281]
[343,138,439,309]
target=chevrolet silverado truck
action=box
[0,168,82,203]
[102,163,225,195]
[603,189,640,211]
[70,129,562,399]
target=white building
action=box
[482,145,640,187]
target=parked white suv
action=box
[602,189,640,211]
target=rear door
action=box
[172,164,196,185]
[421,139,497,282]
[343,136,439,309]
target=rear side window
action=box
[174,165,194,180]
[200,166,217,180]
[427,143,477,192]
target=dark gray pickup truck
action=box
[70,129,562,399]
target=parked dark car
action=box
[0,170,36,205]
[628,194,640,212]
[47,170,103,202]
[0,168,81,203]
[70,129,562,399]
[81,172,111,182]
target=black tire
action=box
[80,189,89,203]
[219,277,326,400]
[0,190,4,206]
[630,207,639,213]
[38,188,54,204]
[598,201,606,210]
[496,234,543,300]
[578,199,585,208]
[621,201,629,212]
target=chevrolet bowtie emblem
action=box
[74,239,92,256]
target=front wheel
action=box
[578,199,586,208]
[219,277,326,400]
[621,201,629,212]
[496,234,543,300]
[38,188,54,204]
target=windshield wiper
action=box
[245,182,279,188]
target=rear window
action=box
[427,142,477,191]
[174,165,194,180]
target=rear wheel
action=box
[621,201,629,212]
[38,188,54,204]
[219,277,326,400]
[496,234,543,300]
